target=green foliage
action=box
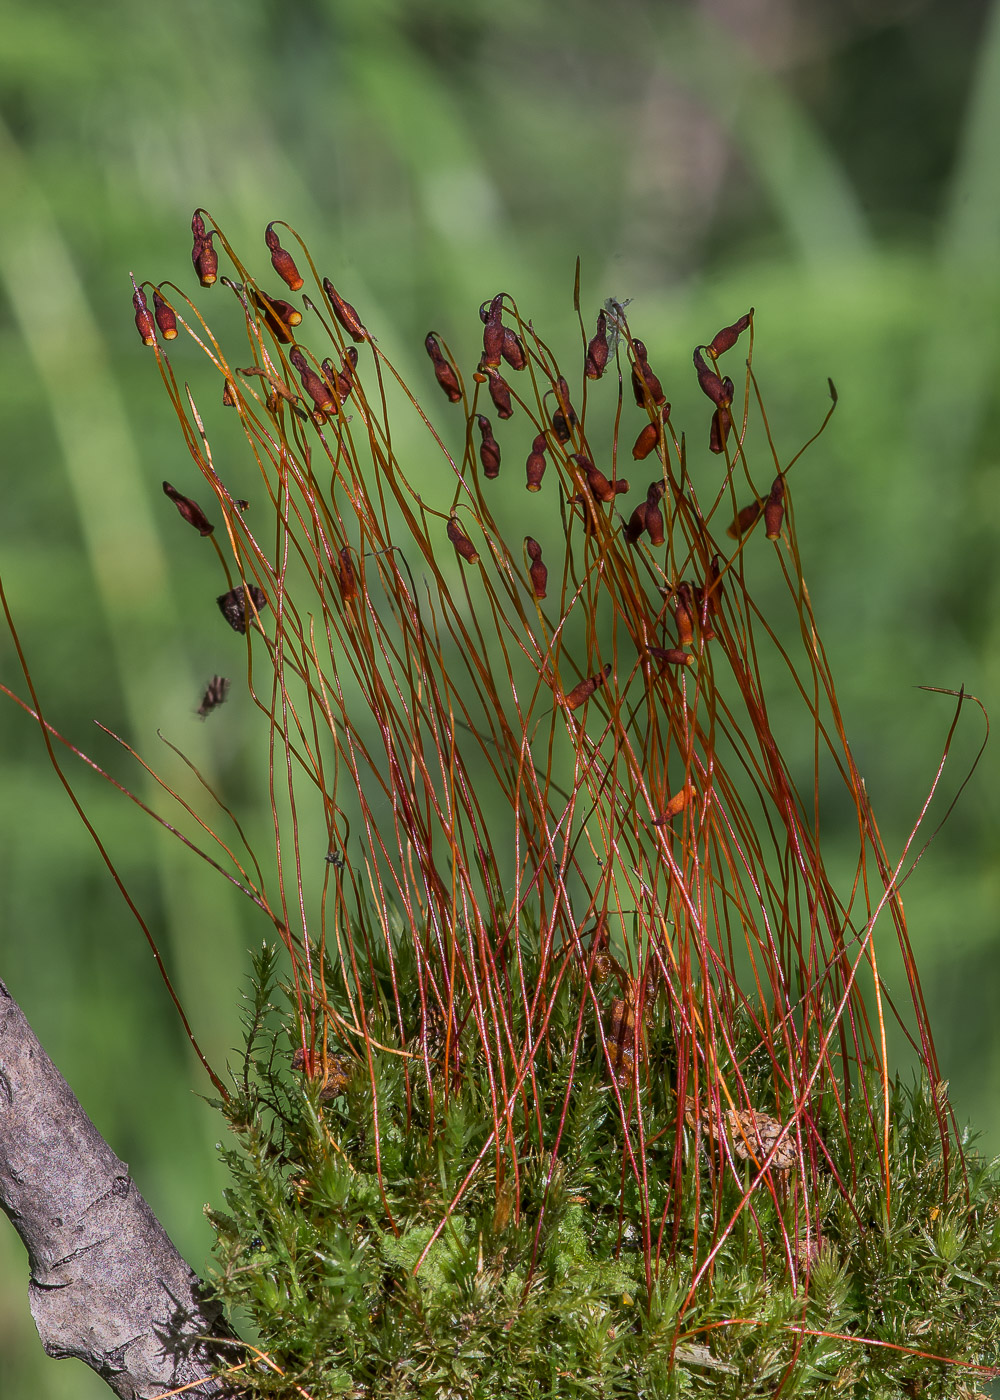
[0,11,997,1400]
[207,945,1000,1399]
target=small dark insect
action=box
[217,584,267,634]
[197,675,230,718]
[325,850,345,869]
[234,498,249,511]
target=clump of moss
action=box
[205,944,1000,1399]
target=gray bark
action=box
[0,976,242,1398]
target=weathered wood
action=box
[0,976,240,1398]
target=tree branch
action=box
[0,975,241,1398]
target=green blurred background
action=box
[2,0,1000,1393]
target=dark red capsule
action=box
[632,422,657,460]
[707,311,752,359]
[764,474,785,540]
[152,289,178,340]
[649,646,692,668]
[727,498,763,539]
[425,333,463,403]
[693,347,730,408]
[342,345,359,395]
[488,371,513,420]
[551,378,578,442]
[698,555,723,639]
[525,537,547,599]
[132,280,156,347]
[525,433,548,491]
[585,310,609,380]
[624,502,647,545]
[644,480,665,547]
[572,453,627,504]
[639,353,666,407]
[323,346,359,402]
[163,480,214,536]
[564,663,612,711]
[477,414,501,478]
[191,211,218,287]
[501,327,526,371]
[447,516,479,564]
[322,277,366,342]
[633,405,670,460]
[337,546,358,604]
[266,295,302,329]
[673,585,694,647]
[709,398,734,455]
[551,410,571,443]
[251,288,300,343]
[482,293,504,367]
[217,584,267,634]
[630,340,666,408]
[290,347,335,414]
[265,222,304,292]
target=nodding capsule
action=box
[630,339,666,408]
[477,414,501,478]
[290,347,335,414]
[653,783,695,823]
[649,646,692,668]
[321,345,358,402]
[632,422,657,460]
[563,663,612,711]
[673,584,694,647]
[152,288,178,340]
[693,346,730,407]
[572,453,628,504]
[337,546,358,604]
[132,280,156,346]
[447,516,479,564]
[525,433,547,491]
[764,473,785,540]
[707,310,752,359]
[425,333,463,403]
[525,536,547,599]
[322,277,367,342]
[632,405,670,461]
[481,292,504,367]
[709,396,734,454]
[550,376,578,442]
[265,223,305,291]
[162,480,214,536]
[251,288,300,343]
[487,370,513,420]
[644,480,665,547]
[727,498,764,539]
[191,210,218,287]
[501,327,526,371]
[625,502,647,545]
[585,310,609,379]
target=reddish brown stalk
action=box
[45,217,960,1354]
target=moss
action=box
[203,945,1000,1399]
